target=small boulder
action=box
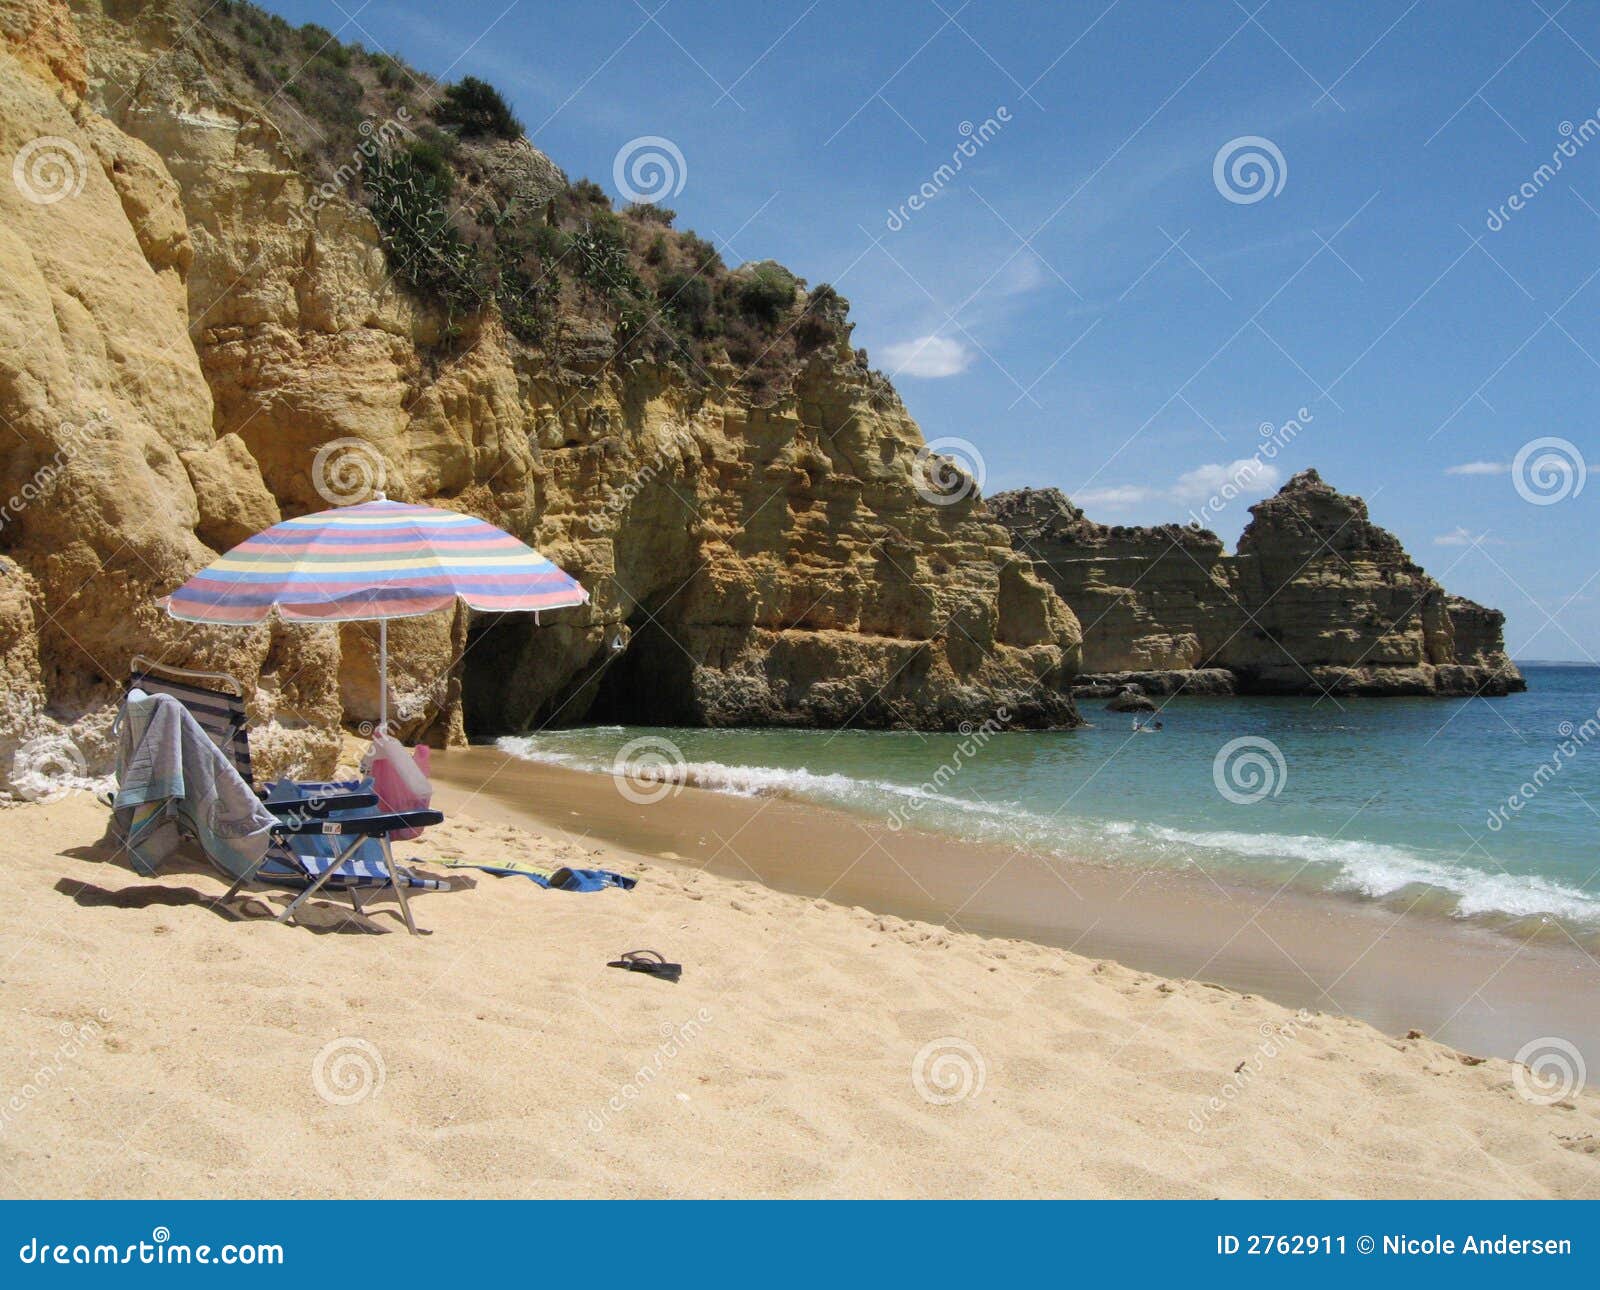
[180,434,281,551]
[1106,686,1157,713]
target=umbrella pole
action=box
[378,617,388,735]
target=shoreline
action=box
[433,746,1600,1069]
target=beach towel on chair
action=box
[111,690,276,880]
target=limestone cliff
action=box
[991,471,1524,698]
[0,0,1080,794]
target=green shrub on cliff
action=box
[224,4,365,143]
[794,283,848,354]
[363,147,484,324]
[402,136,456,194]
[658,273,714,333]
[625,203,677,227]
[736,263,798,325]
[436,77,524,140]
[474,201,563,345]
[572,221,645,305]
[371,55,404,88]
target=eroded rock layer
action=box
[0,0,1081,793]
[991,471,1524,698]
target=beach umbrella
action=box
[163,495,588,729]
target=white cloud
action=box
[1170,459,1283,502]
[995,252,1049,297]
[1077,460,1282,512]
[1433,526,1502,547]
[1445,461,1509,476]
[881,335,974,379]
[1076,484,1161,509]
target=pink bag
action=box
[367,733,433,841]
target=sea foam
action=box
[496,734,1600,931]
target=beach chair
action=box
[122,659,443,933]
[128,656,364,803]
[251,780,446,934]
[202,798,444,934]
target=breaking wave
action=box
[497,734,1600,933]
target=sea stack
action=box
[990,469,1524,698]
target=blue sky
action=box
[264,0,1600,659]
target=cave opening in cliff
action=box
[459,603,698,738]
[585,607,699,727]
[459,615,528,737]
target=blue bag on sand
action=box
[547,867,637,892]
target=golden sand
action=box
[1,788,1597,1199]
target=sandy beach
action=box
[433,748,1600,1066]
[2,780,1598,1200]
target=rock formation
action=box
[0,0,1081,794]
[1104,686,1157,714]
[991,471,1524,698]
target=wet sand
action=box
[433,745,1600,1068]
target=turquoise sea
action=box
[501,664,1600,942]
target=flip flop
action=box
[607,949,682,983]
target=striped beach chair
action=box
[253,780,446,933]
[125,658,443,933]
[128,657,369,796]
[129,657,256,785]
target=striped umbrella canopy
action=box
[163,497,587,726]
[166,497,587,624]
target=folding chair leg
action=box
[278,836,365,926]
[382,837,419,936]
